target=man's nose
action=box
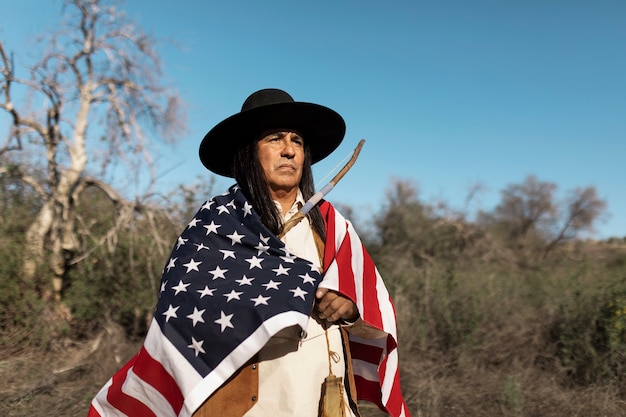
[281,138,296,157]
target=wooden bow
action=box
[278,139,366,238]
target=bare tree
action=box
[0,0,184,302]
[542,186,606,258]
[491,175,557,243]
[480,175,606,258]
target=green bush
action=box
[64,232,171,338]
[551,265,626,388]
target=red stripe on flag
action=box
[86,405,102,417]
[353,374,386,410]
[384,338,407,417]
[386,368,406,417]
[107,354,156,417]
[133,347,185,415]
[349,340,384,364]
[321,201,336,272]
[336,231,357,300]
[360,247,383,327]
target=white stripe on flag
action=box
[351,358,380,382]
[91,379,126,417]
[143,320,203,398]
[122,367,176,416]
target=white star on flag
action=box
[263,280,281,290]
[215,311,234,332]
[220,250,236,260]
[195,243,210,251]
[204,221,220,235]
[246,256,264,269]
[188,337,206,356]
[216,205,229,214]
[183,258,202,273]
[290,286,307,300]
[162,304,179,322]
[236,275,254,286]
[299,273,317,285]
[273,264,290,276]
[254,242,270,255]
[209,266,228,280]
[250,294,271,306]
[166,257,177,272]
[197,286,215,298]
[243,201,253,216]
[172,280,191,295]
[227,231,244,245]
[224,289,243,302]
[176,237,188,250]
[187,307,206,327]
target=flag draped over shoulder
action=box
[89,185,410,417]
[319,201,410,417]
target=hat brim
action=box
[199,102,346,177]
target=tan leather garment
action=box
[193,358,259,417]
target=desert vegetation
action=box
[360,180,626,416]
[1,173,624,417]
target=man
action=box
[88,89,410,417]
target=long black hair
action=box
[232,139,326,241]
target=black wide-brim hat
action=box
[199,88,346,177]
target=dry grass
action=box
[401,359,626,417]
[2,329,626,417]
[0,322,140,417]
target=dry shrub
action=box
[387,252,626,416]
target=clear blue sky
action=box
[2,0,625,238]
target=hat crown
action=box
[241,89,295,112]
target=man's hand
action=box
[315,288,359,323]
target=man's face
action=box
[257,130,305,198]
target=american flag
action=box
[88,185,410,417]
